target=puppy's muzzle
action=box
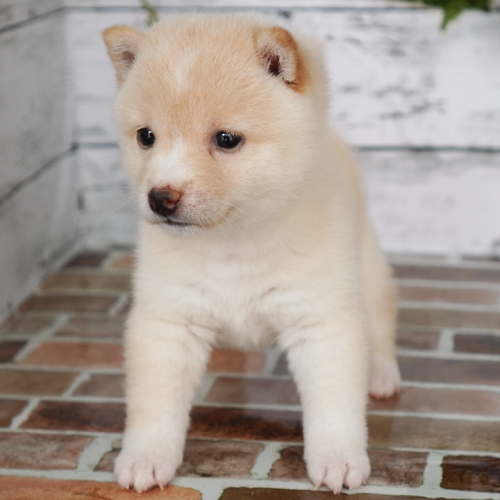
[148,187,182,217]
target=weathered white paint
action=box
[0,6,81,322]
[0,154,81,321]
[294,9,500,148]
[65,0,412,8]
[65,0,500,9]
[68,4,500,255]
[360,150,500,256]
[0,0,63,31]
[76,146,500,256]
[76,146,138,247]
[67,8,500,148]
[0,12,73,199]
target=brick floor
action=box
[1,250,500,499]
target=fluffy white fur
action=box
[103,14,401,494]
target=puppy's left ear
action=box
[255,26,309,93]
[103,25,143,86]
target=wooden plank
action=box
[0,13,73,199]
[68,9,500,147]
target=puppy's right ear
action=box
[103,25,143,86]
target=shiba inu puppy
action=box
[103,14,400,494]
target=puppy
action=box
[103,14,400,494]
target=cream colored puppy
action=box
[103,14,400,494]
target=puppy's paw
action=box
[306,449,370,493]
[114,446,178,493]
[369,357,401,399]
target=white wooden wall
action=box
[0,1,81,321]
[67,0,500,255]
[0,0,499,319]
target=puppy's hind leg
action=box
[361,223,401,399]
[115,313,211,492]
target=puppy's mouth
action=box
[163,218,197,228]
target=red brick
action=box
[21,401,125,433]
[393,264,500,283]
[0,433,91,469]
[399,357,500,385]
[0,477,201,500]
[19,342,123,369]
[441,455,500,492]
[42,272,131,292]
[399,286,499,305]
[66,252,107,268]
[205,377,299,405]
[369,386,500,416]
[0,341,26,362]
[0,399,28,427]
[207,349,265,374]
[20,294,117,313]
[454,333,500,355]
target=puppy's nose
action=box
[148,187,182,217]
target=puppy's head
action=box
[103,15,329,235]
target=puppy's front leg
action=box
[284,316,370,493]
[115,314,211,492]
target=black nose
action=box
[148,187,182,217]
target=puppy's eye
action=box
[137,128,155,148]
[216,131,242,149]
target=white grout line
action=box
[367,410,500,423]
[0,428,124,438]
[76,434,117,472]
[8,398,40,430]
[35,289,124,298]
[387,446,500,459]
[399,301,500,312]
[101,250,133,270]
[436,328,456,355]
[422,451,445,489]
[250,442,283,480]
[61,370,92,397]
[396,349,500,362]
[11,314,70,363]
[0,365,125,374]
[0,468,115,482]
[108,293,129,317]
[0,395,125,403]
[396,278,500,291]
[40,314,71,339]
[445,253,462,265]
[196,401,301,412]
[401,380,500,393]
[261,347,282,376]
[389,256,500,270]
[21,337,124,345]
[193,372,217,403]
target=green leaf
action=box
[395,0,491,29]
[441,0,468,28]
[140,0,159,27]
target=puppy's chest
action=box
[176,251,301,346]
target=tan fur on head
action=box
[103,25,143,85]
[255,26,310,93]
